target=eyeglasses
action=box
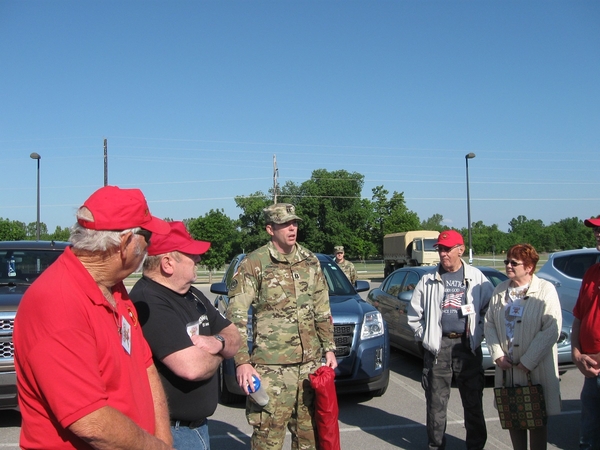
[436,245,459,254]
[135,229,152,245]
[504,259,523,267]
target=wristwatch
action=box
[214,334,226,351]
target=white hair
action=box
[142,251,181,273]
[70,207,143,252]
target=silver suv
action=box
[537,248,600,312]
[0,241,69,409]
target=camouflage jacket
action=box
[226,241,335,366]
[337,259,357,284]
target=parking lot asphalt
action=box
[204,348,583,450]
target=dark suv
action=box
[210,253,390,403]
[0,240,69,409]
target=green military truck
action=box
[383,230,440,277]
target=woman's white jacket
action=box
[484,274,562,415]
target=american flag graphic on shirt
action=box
[442,292,464,309]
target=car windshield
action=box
[320,260,355,298]
[0,249,63,284]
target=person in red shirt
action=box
[571,215,600,450]
[14,186,174,450]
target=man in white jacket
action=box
[408,230,493,450]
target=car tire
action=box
[218,365,245,405]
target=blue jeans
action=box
[171,420,210,450]
[580,376,600,450]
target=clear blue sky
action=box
[1,1,598,236]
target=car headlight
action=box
[361,311,384,340]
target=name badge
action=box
[187,320,200,337]
[460,304,475,316]
[509,305,524,317]
[121,316,132,354]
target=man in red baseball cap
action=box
[76,185,170,234]
[130,221,241,450]
[408,229,493,450]
[571,216,600,449]
[14,186,173,450]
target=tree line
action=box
[2,169,596,272]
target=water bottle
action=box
[8,256,16,277]
[248,375,269,406]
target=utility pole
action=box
[29,153,41,240]
[465,153,476,264]
[273,154,279,204]
[104,138,108,186]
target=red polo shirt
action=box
[14,247,155,449]
[573,263,600,355]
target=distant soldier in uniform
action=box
[226,203,337,450]
[334,245,357,285]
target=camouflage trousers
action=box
[247,360,320,450]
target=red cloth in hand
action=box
[309,366,340,450]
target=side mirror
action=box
[210,281,228,295]
[398,291,413,302]
[355,280,370,293]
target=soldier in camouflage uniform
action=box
[334,245,357,285]
[226,203,337,450]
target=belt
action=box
[170,418,206,429]
[444,332,463,339]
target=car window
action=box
[401,271,420,292]
[224,255,244,288]
[554,253,599,280]
[320,261,353,296]
[480,269,508,287]
[0,249,63,282]
[384,271,406,297]
[424,239,438,251]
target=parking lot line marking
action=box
[208,409,582,443]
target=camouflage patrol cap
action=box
[334,246,344,253]
[263,203,302,224]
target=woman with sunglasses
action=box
[484,243,562,450]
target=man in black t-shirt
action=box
[130,221,241,450]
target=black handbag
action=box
[494,369,547,430]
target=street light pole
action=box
[465,153,476,264]
[30,152,41,241]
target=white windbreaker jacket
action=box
[408,262,494,356]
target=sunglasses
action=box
[188,291,207,315]
[134,229,152,245]
[503,259,523,267]
[594,226,600,234]
[436,245,459,253]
